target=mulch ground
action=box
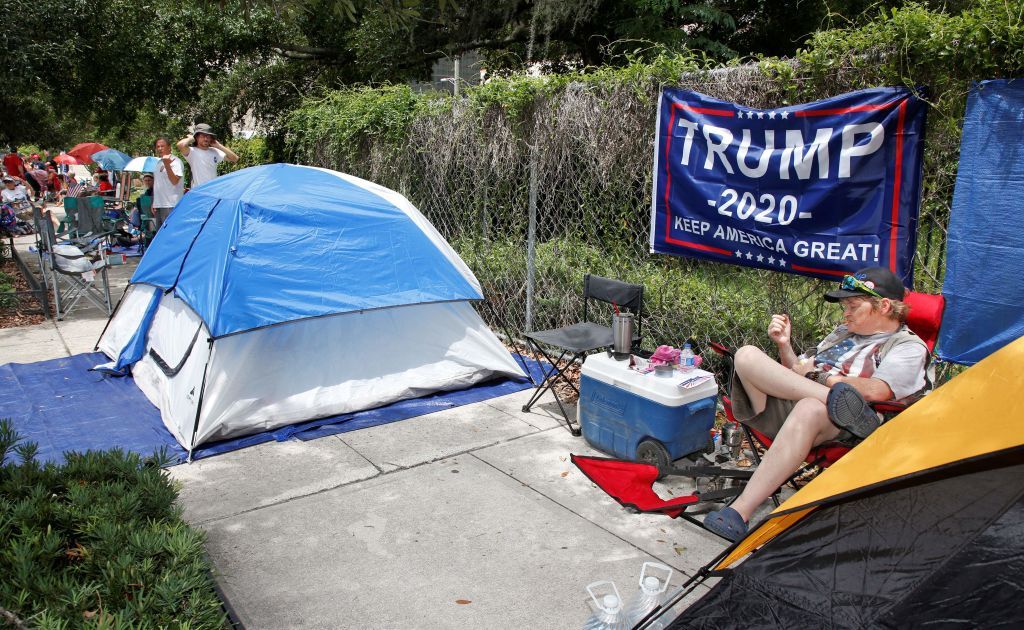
[0,256,47,328]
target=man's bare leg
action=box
[729,398,841,522]
[733,345,830,412]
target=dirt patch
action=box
[0,256,47,328]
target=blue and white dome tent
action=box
[98,164,525,454]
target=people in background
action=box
[152,136,184,229]
[3,148,26,181]
[47,168,63,201]
[65,172,85,198]
[94,170,114,195]
[702,268,929,542]
[140,173,154,199]
[28,165,50,201]
[177,123,238,188]
[1,176,42,224]
[1,176,32,206]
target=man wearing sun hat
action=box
[176,123,239,188]
[703,266,930,542]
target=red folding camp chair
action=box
[572,454,755,530]
[713,290,946,496]
[573,291,945,529]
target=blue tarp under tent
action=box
[97,164,526,456]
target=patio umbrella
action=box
[91,148,132,171]
[67,142,109,163]
[53,152,81,165]
[123,156,161,173]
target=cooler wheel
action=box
[635,439,671,480]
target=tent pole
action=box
[93,281,133,351]
[639,546,734,628]
[481,299,534,383]
[186,338,215,460]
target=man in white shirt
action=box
[152,136,184,230]
[1,176,32,206]
[176,123,239,188]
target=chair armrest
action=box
[708,342,733,358]
[870,400,910,414]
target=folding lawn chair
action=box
[33,205,112,320]
[58,197,81,236]
[74,195,117,248]
[710,290,946,499]
[522,274,643,435]
[135,195,156,249]
[572,454,754,530]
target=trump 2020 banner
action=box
[650,87,926,281]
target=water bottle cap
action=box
[602,594,619,611]
[683,342,692,349]
[643,576,660,591]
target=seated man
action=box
[704,267,929,541]
[2,176,33,217]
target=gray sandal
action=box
[827,382,882,439]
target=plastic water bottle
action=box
[583,582,630,630]
[624,562,673,628]
[680,343,696,373]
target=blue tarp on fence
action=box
[938,79,1024,365]
[0,353,543,465]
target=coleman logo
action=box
[589,390,625,416]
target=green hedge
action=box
[0,420,227,628]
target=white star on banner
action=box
[778,258,787,267]
[780,111,789,119]
[756,254,764,262]
[757,112,765,119]
[767,256,776,265]
[735,250,743,258]
[768,111,776,120]
[746,252,753,260]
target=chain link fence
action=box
[294,63,958,377]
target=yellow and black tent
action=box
[664,335,1024,628]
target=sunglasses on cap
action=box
[839,274,883,299]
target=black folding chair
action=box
[522,274,643,435]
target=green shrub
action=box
[219,136,273,175]
[0,272,17,309]
[0,419,227,628]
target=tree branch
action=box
[271,29,529,69]
[419,31,530,62]
[271,44,344,59]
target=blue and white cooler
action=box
[578,353,718,469]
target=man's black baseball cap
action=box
[825,266,907,302]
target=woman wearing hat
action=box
[176,123,239,187]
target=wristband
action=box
[805,370,830,386]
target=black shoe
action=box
[826,382,882,439]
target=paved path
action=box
[0,232,778,629]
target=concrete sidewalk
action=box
[0,233,764,629]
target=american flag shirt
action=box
[801,324,927,400]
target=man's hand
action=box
[790,356,816,377]
[767,314,791,346]
[176,135,194,155]
[212,140,240,163]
